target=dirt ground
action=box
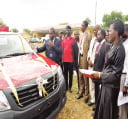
[56,76,93,119]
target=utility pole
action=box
[95,0,97,25]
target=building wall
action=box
[21,33,32,41]
[33,32,46,39]
[33,27,94,38]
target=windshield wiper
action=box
[0,52,33,59]
[0,56,12,59]
[6,52,33,56]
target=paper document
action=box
[118,91,128,106]
[79,69,96,78]
[79,69,96,75]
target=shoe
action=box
[68,89,72,93]
[88,102,95,106]
[91,112,94,118]
[76,91,79,94]
[92,105,96,111]
[76,95,83,99]
[84,97,89,103]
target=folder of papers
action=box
[79,69,96,78]
[118,91,128,106]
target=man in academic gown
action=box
[92,19,125,119]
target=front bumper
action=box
[0,77,66,119]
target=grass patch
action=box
[56,75,93,119]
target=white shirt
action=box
[79,32,87,55]
[123,39,128,87]
[87,37,99,64]
[50,37,56,43]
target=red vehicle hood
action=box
[0,54,58,90]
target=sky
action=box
[0,0,127,32]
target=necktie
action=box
[95,43,101,54]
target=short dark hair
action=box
[59,31,64,34]
[49,27,56,34]
[124,24,128,32]
[65,25,72,30]
[100,29,106,38]
[112,19,124,36]
[83,20,88,27]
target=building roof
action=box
[32,23,90,33]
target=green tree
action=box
[124,15,128,21]
[59,22,68,25]
[102,11,127,28]
[85,17,91,25]
[0,18,7,26]
[11,28,19,33]
[23,28,32,35]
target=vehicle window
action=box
[0,34,32,57]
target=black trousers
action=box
[74,64,80,91]
[95,82,100,104]
[60,62,64,73]
[63,62,73,90]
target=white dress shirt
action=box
[87,37,99,64]
[123,39,128,87]
[79,32,87,55]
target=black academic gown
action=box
[94,41,125,119]
[93,41,110,103]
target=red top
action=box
[62,36,75,62]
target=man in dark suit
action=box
[93,29,110,105]
[74,31,80,93]
[37,28,62,64]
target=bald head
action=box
[94,25,101,37]
[74,31,80,35]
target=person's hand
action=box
[31,44,37,52]
[122,86,128,97]
[88,59,93,67]
[91,72,102,79]
[49,42,54,47]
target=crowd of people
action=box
[35,19,128,119]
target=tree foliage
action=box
[0,18,7,26]
[59,22,68,25]
[102,11,128,28]
[85,17,91,25]
[124,15,128,21]
[23,28,32,35]
[11,28,19,33]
